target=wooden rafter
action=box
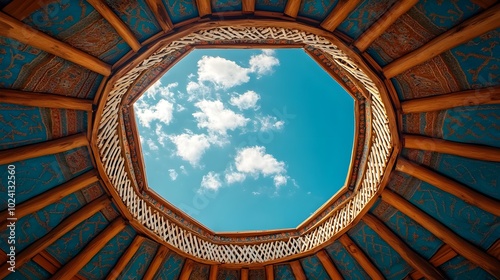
[209,265,219,280]
[0,170,99,229]
[396,158,500,216]
[240,268,249,280]
[242,0,255,13]
[0,89,94,111]
[411,244,457,279]
[33,251,84,280]
[284,0,301,18]
[290,261,306,280]
[0,12,111,76]
[52,218,126,280]
[265,265,274,280]
[320,0,361,32]
[0,196,110,279]
[106,236,145,279]
[179,259,195,280]
[362,213,445,279]
[316,250,343,280]
[3,0,59,20]
[86,0,141,52]
[145,0,174,32]
[401,86,500,113]
[0,133,88,165]
[143,245,169,280]
[338,235,384,279]
[382,189,500,276]
[354,0,418,52]
[404,134,500,162]
[383,4,500,78]
[195,0,211,17]
[471,0,497,9]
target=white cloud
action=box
[193,99,249,135]
[145,80,178,100]
[235,146,286,176]
[146,138,158,151]
[249,49,280,76]
[258,115,285,131]
[168,169,178,181]
[180,165,187,174]
[225,172,246,184]
[135,99,174,128]
[273,174,288,187]
[197,56,250,89]
[200,172,222,192]
[252,191,261,195]
[176,104,186,112]
[230,90,260,110]
[155,124,169,147]
[186,80,210,101]
[170,132,211,166]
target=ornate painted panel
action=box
[119,239,159,279]
[325,241,370,280]
[161,0,199,24]
[274,264,295,280]
[217,268,240,280]
[211,0,242,12]
[154,250,185,280]
[188,263,210,280]
[4,260,50,280]
[22,0,132,64]
[255,0,286,13]
[248,269,266,280]
[300,255,331,280]
[439,255,496,279]
[348,221,413,280]
[297,0,338,22]
[79,225,137,279]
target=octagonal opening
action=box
[133,48,355,231]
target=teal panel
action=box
[0,146,93,210]
[189,263,210,280]
[370,199,443,259]
[23,0,131,64]
[211,0,241,12]
[46,212,110,264]
[217,269,240,280]
[162,0,199,24]
[0,37,44,89]
[119,239,159,279]
[274,264,295,280]
[439,255,496,279]
[413,0,482,32]
[248,269,265,280]
[154,250,185,280]
[255,0,286,13]
[79,226,136,279]
[300,255,331,280]
[325,241,370,280]
[348,221,413,280]
[298,0,338,21]
[104,0,162,42]
[337,0,397,39]
[4,260,50,280]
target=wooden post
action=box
[321,0,361,31]
[362,214,445,279]
[338,235,384,280]
[145,0,174,32]
[179,259,195,280]
[290,261,306,280]
[143,246,169,280]
[411,244,457,279]
[383,4,500,78]
[403,134,500,162]
[283,0,301,18]
[106,236,145,280]
[401,86,500,113]
[209,265,219,280]
[265,265,274,280]
[354,0,419,52]
[240,268,249,280]
[0,133,88,165]
[396,158,500,216]
[0,196,110,279]
[51,218,126,280]
[195,0,212,17]
[382,189,500,276]
[0,12,111,76]
[0,89,94,111]
[316,250,343,280]
[242,0,255,13]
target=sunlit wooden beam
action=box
[321,0,361,32]
[401,86,500,113]
[396,158,500,216]
[3,0,57,20]
[0,196,110,279]
[179,259,195,280]
[33,251,84,280]
[265,265,274,280]
[0,89,94,111]
[284,0,301,18]
[242,0,255,13]
[106,236,145,280]
[290,261,306,280]
[0,133,88,165]
[145,0,174,32]
[383,4,500,78]
[195,0,211,17]
[411,244,457,279]
[316,250,343,280]
[240,268,249,280]
[52,218,126,280]
[382,189,500,276]
[143,245,169,280]
[86,0,141,52]
[209,265,219,280]
[0,11,111,76]
[338,235,384,279]
[404,134,500,162]
[354,0,418,52]
[363,213,445,279]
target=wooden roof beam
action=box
[3,0,58,20]
[145,0,174,32]
[0,11,111,76]
[383,4,500,78]
[338,235,384,279]
[362,213,446,279]
[320,0,361,32]
[242,0,255,14]
[209,265,219,280]
[316,250,343,280]
[265,265,274,280]
[86,0,141,52]
[404,134,500,162]
[106,236,145,279]
[290,261,306,280]
[284,0,301,18]
[396,158,500,216]
[143,245,169,280]
[0,133,88,165]
[411,244,457,279]
[382,189,500,276]
[401,86,500,113]
[240,268,249,280]
[179,259,195,280]
[0,89,94,111]
[0,196,110,279]
[354,0,418,52]
[195,0,212,17]
[52,218,126,280]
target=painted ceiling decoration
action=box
[0,0,499,279]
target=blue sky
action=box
[134,48,354,232]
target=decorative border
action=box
[96,25,392,263]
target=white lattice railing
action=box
[97,26,392,263]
